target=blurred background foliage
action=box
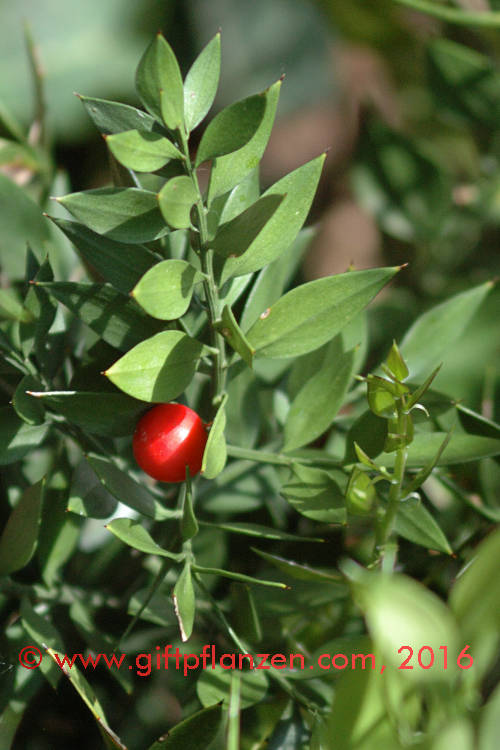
[1,0,500,747]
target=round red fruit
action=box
[133,403,208,483]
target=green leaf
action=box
[48,217,158,294]
[346,468,375,515]
[450,527,500,640]
[158,176,199,229]
[231,584,262,643]
[479,682,500,750]
[247,267,399,359]
[197,665,268,709]
[395,497,452,554]
[20,257,57,364]
[377,432,500,468]
[20,598,64,689]
[216,305,255,368]
[173,561,195,641]
[393,0,500,28]
[201,395,227,479]
[219,156,324,284]
[87,454,180,521]
[68,458,118,519]
[79,94,157,135]
[212,193,285,260]
[136,33,184,128]
[105,330,203,402]
[181,476,198,541]
[201,521,323,543]
[0,480,44,575]
[216,168,261,225]
[106,129,183,172]
[56,188,169,244]
[208,80,281,202]
[194,565,287,589]
[281,464,346,524]
[12,375,45,425]
[38,281,162,351]
[251,548,341,582]
[184,32,221,132]
[0,289,33,322]
[284,340,355,451]
[148,704,222,750]
[28,391,146,436]
[385,340,409,381]
[132,259,204,320]
[195,92,266,166]
[400,282,493,379]
[0,407,49,466]
[353,569,459,682]
[240,227,314,332]
[456,403,500,439]
[106,518,183,560]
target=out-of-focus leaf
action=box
[148,704,222,750]
[479,681,500,750]
[0,407,49,466]
[0,480,44,575]
[197,665,268,709]
[247,267,399,359]
[56,188,168,244]
[132,259,204,320]
[184,32,221,132]
[105,330,202,402]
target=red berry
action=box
[133,403,208,483]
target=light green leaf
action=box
[88,454,179,521]
[56,188,169,244]
[395,497,452,554]
[247,267,399,359]
[394,0,500,28]
[0,288,33,322]
[181,476,198,541]
[158,176,199,229]
[217,167,260,225]
[136,33,184,127]
[105,330,202,402]
[219,156,324,283]
[281,464,346,524]
[106,129,183,172]
[400,282,493,379]
[132,259,204,319]
[0,407,49,466]
[284,340,354,451]
[49,217,158,294]
[212,193,285,260]
[479,682,500,750]
[201,395,227,479]
[377,432,500,468]
[148,704,222,750]
[106,518,183,560]
[173,561,195,641]
[79,94,157,135]
[28,391,145,437]
[197,665,268,709]
[184,32,221,132]
[216,305,255,368]
[38,281,162,351]
[0,480,44,575]
[208,80,281,202]
[195,92,266,166]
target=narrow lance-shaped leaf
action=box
[148,704,222,750]
[183,32,221,132]
[181,471,198,541]
[376,432,500,468]
[79,94,157,135]
[395,497,452,555]
[247,267,400,359]
[216,305,255,368]
[219,156,325,284]
[105,330,203,402]
[158,176,199,229]
[212,194,285,259]
[56,188,169,244]
[105,130,183,172]
[201,395,227,479]
[106,518,183,560]
[136,33,184,128]
[195,92,266,166]
[208,79,281,202]
[173,561,195,641]
[132,259,204,320]
[0,406,49,466]
[0,479,44,575]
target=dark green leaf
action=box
[456,403,500,439]
[12,375,45,425]
[195,93,266,166]
[181,476,198,541]
[48,217,158,294]
[197,665,268,709]
[79,94,157,135]
[21,598,64,689]
[135,33,184,127]
[148,704,222,750]
[173,561,195,641]
[68,458,118,519]
[132,259,204,320]
[395,497,452,554]
[56,188,169,244]
[105,330,203,402]
[0,407,49,465]
[106,518,183,560]
[208,80,281,201]
[377,432,500,468]
[184,32,221,132]
[106,129,183,172]
[0,480,44,575]
[281,464,346,524]
[38,281,163,351]
[247,267,399,359]
[219,156,324,284]
[251,548,341,582]
[216,305,255,367]
[158,176,198,229]
[212,194,285,259]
